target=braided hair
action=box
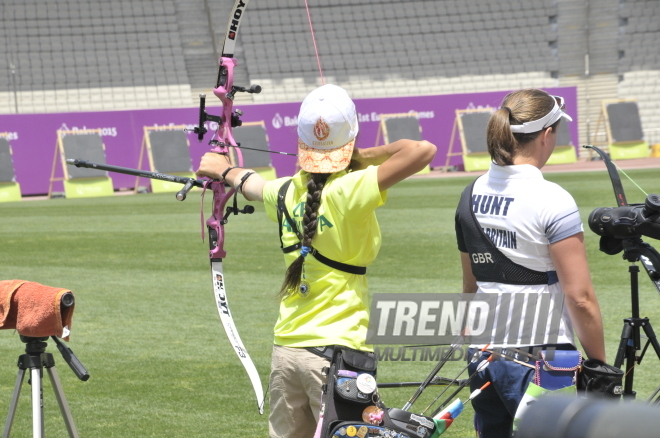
[278,172,330,298]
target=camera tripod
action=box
[613,238,660,400]
[3,335,88,438]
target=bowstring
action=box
[304,0,325,85]
[613,162,649,197]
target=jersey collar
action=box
[488,162,544,179]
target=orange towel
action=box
[0,280,75,340]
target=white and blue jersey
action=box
[456,163,583,347]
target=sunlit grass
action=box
[0,168,658,437]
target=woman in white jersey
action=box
[197,84,436,438]
[454,89,606,438]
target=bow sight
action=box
[190,59,261,144]
[191,85,261,144]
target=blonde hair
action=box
[279,172,329,298]
[487,89,559,166]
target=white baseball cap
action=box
[297,84,359,173]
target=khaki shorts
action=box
[269,345,330,438]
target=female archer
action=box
[455,89,606,438]
[196,84,436,438]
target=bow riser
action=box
[205,33,243,258]
[213,58,239,152]
[207,181,229,259]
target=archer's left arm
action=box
[196,152,266,202]
[550,233,606,362]
[460,252,478,294]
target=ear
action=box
[541,127,553,146]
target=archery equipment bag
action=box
[326,408,444,438]
[319,347,378,437]
[320,347,446,438]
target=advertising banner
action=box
[0,87,577,196]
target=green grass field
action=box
[1,168,659,437]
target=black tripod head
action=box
[20,336,49,355]
[620,238,660,293]
[15,335,89,381]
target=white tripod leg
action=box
[30,367,44,438]
[46,366,79,438]
[2,369,26,438]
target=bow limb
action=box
[209,258,265,415]
[202,0,264,414]
[583,145,628,206]
[206,181,264,415]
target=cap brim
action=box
[298,137,355,174]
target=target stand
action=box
[135,125,196,194]
[590,100,649,160]
[49,129,114,199]
[0,134,22,202]
[375,113,429,174]
[445,108,493,172]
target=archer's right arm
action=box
[349,139,437,191]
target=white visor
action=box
[510,95,573,134]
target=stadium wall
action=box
[0,87,577,196]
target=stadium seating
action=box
[0,0,659,148]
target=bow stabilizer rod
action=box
[66,159,204,201]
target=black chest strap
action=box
[457,179,557,285]
[276,179,366,276]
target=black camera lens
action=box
[588,207,612,236]
[643,194,660,218]
[590,200,660,241]
[60,292,75,307]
